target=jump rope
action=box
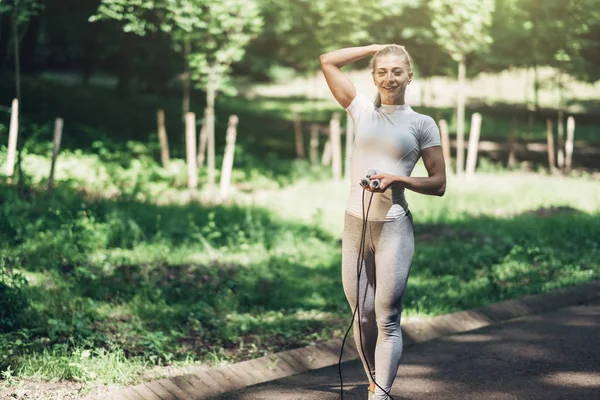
[337,169,396,400]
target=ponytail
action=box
[374,92,382,107]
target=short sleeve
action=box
[418,116,442,150]
[345,91,374,125]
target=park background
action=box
[0,0,599,398]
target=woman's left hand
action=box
[366,173,402,192]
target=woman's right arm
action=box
[320,44,383,109]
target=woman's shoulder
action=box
[409,110,437,128]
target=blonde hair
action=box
[370,45,413,107]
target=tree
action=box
[91,0,263,193]
[428,0,494,176]
[0,0,44,198]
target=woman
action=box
[319,44,446,400]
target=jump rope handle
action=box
[360,169,381,191]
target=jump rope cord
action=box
[338,187,395,400]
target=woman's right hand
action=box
[372,44,398,53]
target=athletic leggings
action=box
[341,211,415,400]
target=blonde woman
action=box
[320,44,446,400]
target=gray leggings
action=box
[341,211,415,400]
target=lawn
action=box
[0,77,599,397]
[1,145,599,398]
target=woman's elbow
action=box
[319,53,329,66]
[437,181,446,197]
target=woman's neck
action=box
[380,92,406,105]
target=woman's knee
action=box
[375,306,401,334]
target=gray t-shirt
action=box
[345,91,441,221]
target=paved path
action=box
[212,299,600,400]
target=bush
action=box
[0,254,29,332]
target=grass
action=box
[0,74,599,395]
[1,146,599,394]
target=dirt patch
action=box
[0,379,120,400]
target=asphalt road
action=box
[213,299,600,400]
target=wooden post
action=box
[546,119,556,174]
[157,109,170,168]
[344,115,354,180]
[565,116,575,174]
[309,123,319,165]
[330,112,342,180]
[321,140,332,166]
[557,109,565,170]
[206,67,217,195]
[185,112,198,190]
[197,111,208,169]
[206,108,216,193]
[465,112,482,178]
[47,118,63,195]
[507,117,517,168]
[219,115,239,200]
[293,111,305,159]
[5,99,18,177]
[439,119,450,173]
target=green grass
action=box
[0,75,599,392]
[1,145,599,390]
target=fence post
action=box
[185,112,198,190]
[465,112,482,178]
[219,115,239,200]
[546,119,556,174]
[507,117,517,168]
[197,110,208,169]
[321,140,332,166]
[310,123,319,165]
[330,112,342,180]
[565,116,575,174]
[439,119,450,174]
[344,114,354,181]
[5,99,19,177]
[293,111,305,159]
[47,118,63,195]
[557,109,565,170]
[157,109,170,168]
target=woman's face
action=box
[372,54,413,101]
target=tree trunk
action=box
[206,66,217,195]
[182,39,191,120]
[12,1,25,199]
[456,56,466,176]
[20,13,40,73]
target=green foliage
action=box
[0,261,29,333]
[92,0,263,95]
[429,0,494,62]
[0,0,44,24]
